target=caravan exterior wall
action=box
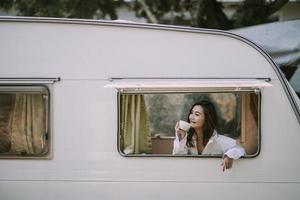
[0,17,299,200]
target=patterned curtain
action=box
[10,94,47,155]
[120,94,152,154]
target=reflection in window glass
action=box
[119,91,259,157]
[0,86,49,157]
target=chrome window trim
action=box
[0,84,52,159]
[0,77,60,84]
[117,89,261,158]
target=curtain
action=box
[0,94,14,153]
[120,94,152,154]
[10,94,47,155]
[250,93,258,125]
[239,93,258,155]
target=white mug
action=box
[179,120,191,132]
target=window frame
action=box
[0,84,52,159]
[117,88,261,158]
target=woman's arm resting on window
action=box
[221,145,245,171]
[224,144,245,160]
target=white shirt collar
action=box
[206,130,219,145]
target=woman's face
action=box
[189,105,205,129]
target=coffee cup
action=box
[179,120,191,132]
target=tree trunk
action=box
[139,0,158,24]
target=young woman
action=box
[172,100,245,171]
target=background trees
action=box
[0,0,123,20]
[0,0,289,30]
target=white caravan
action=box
[0,17,299,200]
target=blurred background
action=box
[145,93,242,137]
[1,0,299,96]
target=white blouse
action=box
[172,130,245,160]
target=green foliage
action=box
[132,0,288,29]
[133,0,184,24]
[179,0,233,29]
[64,0,121,19]
[2,0,65,17]
[0,0,14,11]
[0,0,123,19]
[0,0,289,29]
[233,0,288,28]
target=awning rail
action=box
[104,78,272,90]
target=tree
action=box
[0,0,123,19]
[132,0,289,30]
[132,0,184,25]
[233,0,289,28]
[1,0,289,29]
[183,0,233,29]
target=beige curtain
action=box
[239,93,258,155]
[10,94,47,155]
[120,94,152,154]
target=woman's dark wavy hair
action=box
[186,100,218,148]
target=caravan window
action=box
[0,86,50,158]
[118,91,260,157]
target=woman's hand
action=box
[221,155,233,172]
[175,122,186,141]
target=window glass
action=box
[119,91,260,157]
[0,86,49,157]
